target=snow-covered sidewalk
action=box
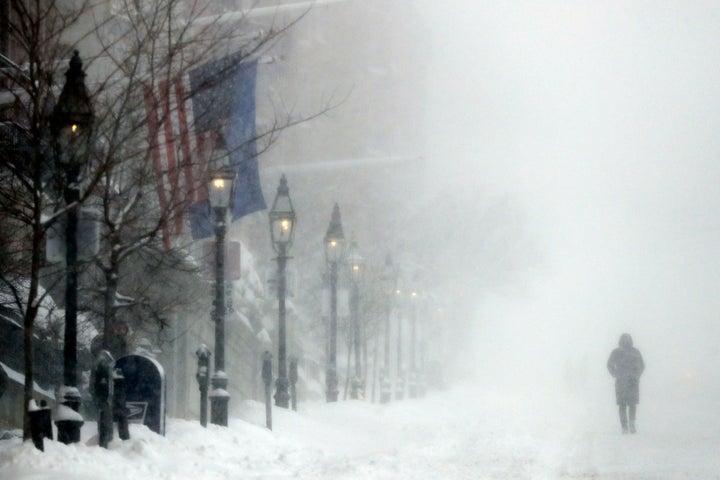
[1,385,719,479]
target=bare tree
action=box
[0,0,108,440]
[1,0,339,438]
[81,0,342,360]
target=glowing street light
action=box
[323,204,345,402]
[207,157,236,427]
[50,51,94,445]
[269,175,296,408]
[346,239,364,399]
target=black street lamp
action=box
[379,254,395,404]
[324,204,344,402]
[51,51,93,444]
[208,160,236,427]
[346,239,364,399]
[269,174,296,408]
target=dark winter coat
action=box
[607,333,645,405]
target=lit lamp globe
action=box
[346,240,364,282]
[269,174,296,252]
[324,204,345,264]
[208,167,236,212]
[51,51,94,168]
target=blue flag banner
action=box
[187,55,266,240]
[144,52,266,246]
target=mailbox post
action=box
[92,350,115,448]
[262,351,273,429]
[289,356,298,411]
[113,368,130,440]
[196,344,211,428]
[28,399,53,451]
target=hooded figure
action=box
[607,333,645,433]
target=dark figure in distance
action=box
[607,333,645,433]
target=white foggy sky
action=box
[417,1,720,394]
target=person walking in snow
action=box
[607,333,645,434]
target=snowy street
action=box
[2,384,718,479]
[4,1,720,479]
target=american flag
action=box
[143,53,265,249]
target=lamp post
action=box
[269,174,296,408]
[409,290,419,398]
[346,239,364,399]
[379,254,395,403]
[208,163,236,426]
[324,204,344,402]
[395,288,405,401]
[51,51,93,444]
